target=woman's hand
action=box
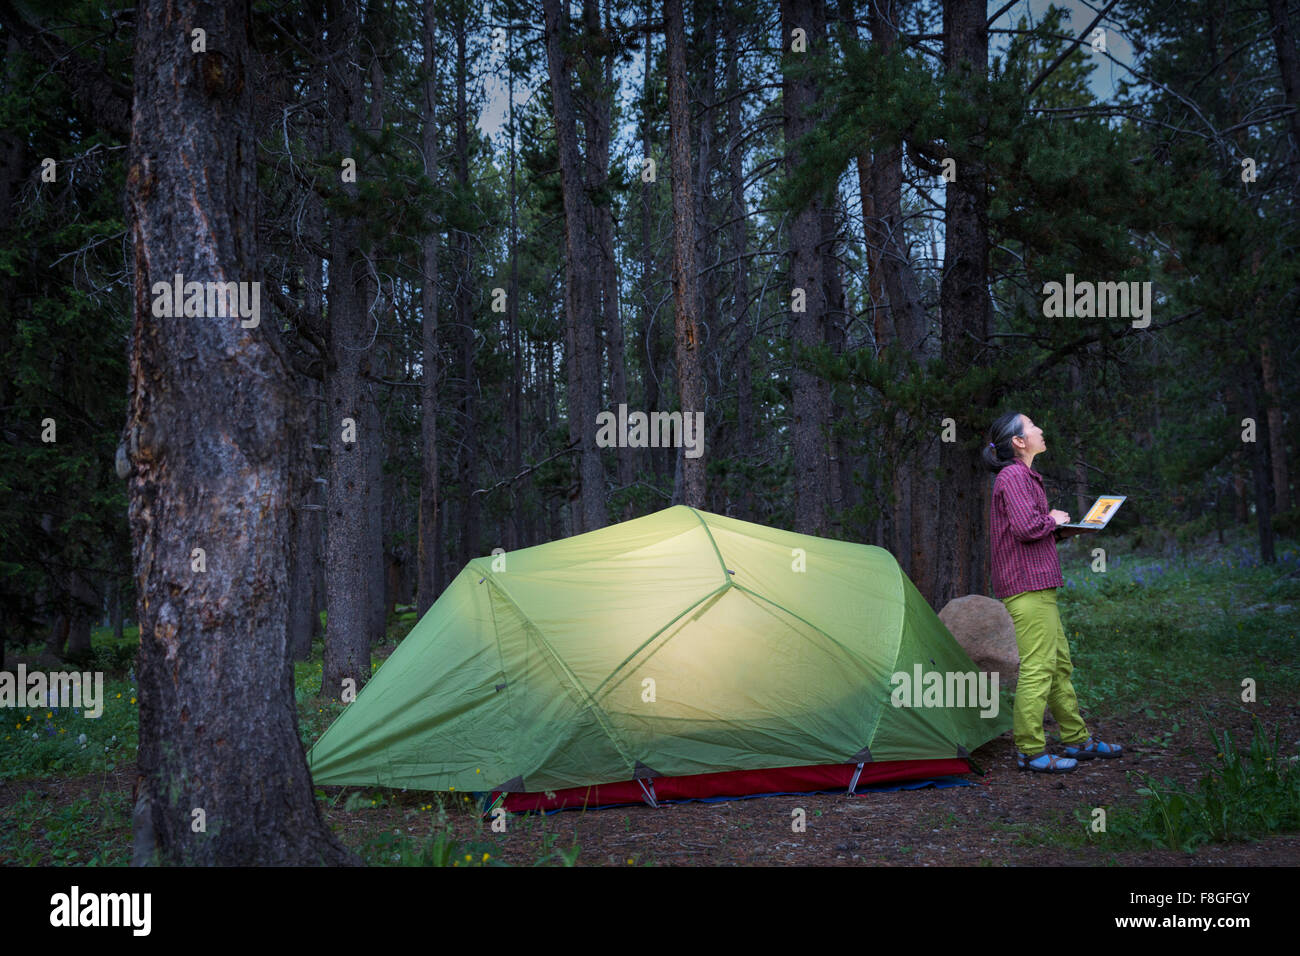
[1050,509,1071,526]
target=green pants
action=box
[1002,588,1089,756]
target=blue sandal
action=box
[1017,751,1078,773]
[1063,736,1123,759]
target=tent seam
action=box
[727,581,876,670]
[588,580,732,701]
[481,570,640,778]
[478,560,521,766]
[686,506,732,585]
[860,561,909,751]
[724,583,887,763]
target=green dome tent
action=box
[307,506,1010,810]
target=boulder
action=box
[938,594,1019,688]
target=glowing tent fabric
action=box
[308,506,1009,808]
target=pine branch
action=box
[1024,0,1121,101]
[0,1,132,139]
[470,440,580,499]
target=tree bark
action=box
[936,0,989,607]
[124,0,353,864]
[1225,383,1249,524]
[781,0,831,535]
[1246,364,1276,563]
[323,0,381,700]
[1259,331,1291,515]
[365,0,389,643]
[583,0,633,515]
[1069,357,1091,519]
[640,5,664,481]
[287,378,321,663]
[290,82,328,661]
[507,20,524,545]
[453,16,481,566]
[1266,0,1300,204]
[111,577,125,642]
[861,0,931,574]
[725,1,755,521]
[286,83,326,664]
[543,0,607,531]
[665,0,707,508]
[418,0,442,615]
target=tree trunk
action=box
[862,0,930,572]
[1246,364,1276,563]
[1069,357,1091,519]
[725,2,754,521]
[323,0,380,701]
[366,386,387,644]
[1265,0,1300,206]
[936,0,989,607]
[124,0,353,864]
[452,17,481,566]
[418,0,442,615]
[111,577,125,641]
[1260,331,1291,514]
[507,22,524,544]
[364,2,389,644]
[640,8,663,482]
[822,200,855,533]
[289,65,328,661]
[283,171,323,664]
[542,0,607,531]
[582,0,632,515]
[287,376,321,663]
[64,573,96,665]
[781,0,830,535]
[43,612,69,663]
[665,0,707,508]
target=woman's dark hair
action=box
[983,412,1024,473]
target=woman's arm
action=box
[1002,471,1059,543]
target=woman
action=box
[983,412,1123,773]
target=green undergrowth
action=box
[2,532,1296,865]
[0,788,131,866]
[1097,716,1300,852]
[359,827,580,867]
[1,675,138,781]
[327,787,582,866]
[1056,536,1300,715]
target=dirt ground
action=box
[9,695,1297,867]
[414,699,1299,867]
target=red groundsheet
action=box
[498,758,972,811]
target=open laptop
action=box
[1062,494,1126,531]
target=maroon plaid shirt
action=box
[989,460,1064,599]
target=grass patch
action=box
[1104,715,1300,852]
[1057,536,1300,714]
[0,789,132,865]
[0,676,138,781]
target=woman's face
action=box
[1015,415,1047,457]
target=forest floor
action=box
[3,687,1298,866]
[2,525,1299,866]
[316,694,1300,867]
